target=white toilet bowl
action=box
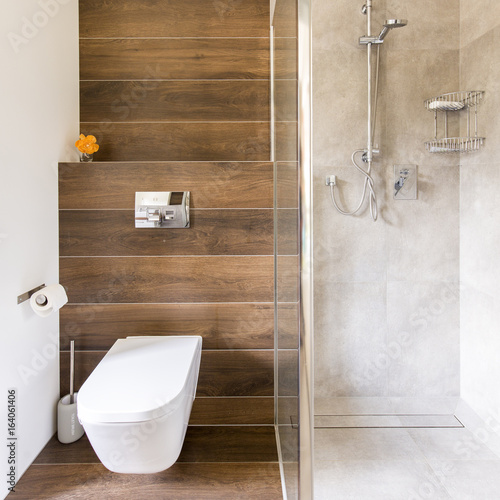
[77,335,202,473]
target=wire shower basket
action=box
[424,91,485,153]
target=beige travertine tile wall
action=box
[459,0,500,421]
[313,0,461,399]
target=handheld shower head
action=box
[384,19,408,29]
[377,19,408,40]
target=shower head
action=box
[377,19,408,40]
[384,19,408,29]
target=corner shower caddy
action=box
[424,90,485,153]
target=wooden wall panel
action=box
[277,303,299,350]
[60,351,105,396]
[60,210,273,256]
[180,427,278,462]
[274,37,297,80]
[60,351,274,398]
[272,0,298,37]
[276,162,299,209]
[59,162,273,210]
[275,80,297,122]
[277,209,299,256]
[190,397,274,425]
[80,0,270,38]
[197,351,274,397]
[60,257,273,303]
[60,303,274,351]
[80,39,269,80]
[277,255,299,303]
[275,121,298,162]
[80,81,270,123]
[65,0,275,432]
[278,350,299,397]
[80,122,270,162]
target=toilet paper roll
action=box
[30,284,68,317]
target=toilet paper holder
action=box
[17,284,45,305]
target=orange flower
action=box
[75,134,99,154]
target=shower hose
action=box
[329,149,378,221]
[329,44,380,222]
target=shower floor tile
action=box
[314,428,426,461]
[408,427,500,461]
[427,459,500,500]
[314,459,453,500]
[314,420,500,500]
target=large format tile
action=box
[386,282,460,397]
[460,161,500,295]
[429,459,500,500]
[383,49,460,168]
[386,0,459,51]
[460,0,500,47]
[314,428,425,461]
[460,27,500,166]
[408,428,499,461]
[314,283,388,397]
[313,164,388,282]
[385,163,459,283]
[312,0,372,167]
[460,287,500,422]
[315,459,452,500]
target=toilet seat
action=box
[77,336,202,424]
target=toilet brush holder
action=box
[57,393,84,444]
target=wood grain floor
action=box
[12,463,282,500]
[12,428,282,499]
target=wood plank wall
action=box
[59,0,274,426]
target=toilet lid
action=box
[77,336,202,423]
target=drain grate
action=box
[314,414,464,428]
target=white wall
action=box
[0,1,78,497]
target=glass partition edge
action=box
[298,0,314,498]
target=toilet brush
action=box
[69,341,75,404]
[57,340,84,444]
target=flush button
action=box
[135,192,190,228]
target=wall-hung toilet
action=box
[77,336,202,474]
